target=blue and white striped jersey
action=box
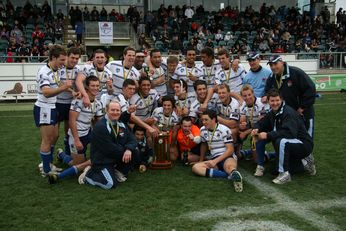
[151,66,167,97]
[79,63,112,100]
[35,64,59,108]
[106,61,140,95]
[215,96,241,121]
[174,92,196,110]
[200,123,233,158]
[172,65,203,93]
[129,89,159,119]
[199,60,221,88]
[151,107,179,131]
[215,65,246,94]
[56,65,81,104]
[68,98,103,137]
[239,97,268,128]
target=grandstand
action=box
[0,0,345,100]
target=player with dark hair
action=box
[76,48,113,107]
[251,89,315,184]
[106,46,140,96]
[133,125,154,172]
[172,79,196,118]
[192,109,243,192]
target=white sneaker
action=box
[114,169,127,182]
[78,166,91,185]
[272,171,291,184]
[38,162,63,177]
[254,165,265,177]
[303,154,316,176]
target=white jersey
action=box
[173,65,203,93]
[215,65,246,93]
[151,107,179,131]
[106,93,129,113]
[35,64,59,108]
[240,97,268,128]
[56,65,81,104]
[79,63,112,100]
[215,97,241,121]
[200,123,233,158]
[189,94,218,118]
[174,92,196,110]
[199,60,221,88]
[150,66,167,96]
[68,98,103,137]
[129,89,159,119]
[106,61,140,95]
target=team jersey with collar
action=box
[129,89,159,119]
[199,60,221,88]
[106,60,140,95]
[174,92,196,110]
[188,93,218,119]
[172,65,203,93]
[107,93,129,113]
[215,65,246,93]
[150,66,167,97]
[35,64,60,108]
[56,65,81,104]
[151,107,179,131]
[215,96,241,120]
[68,98,104,137]
[79,63,112,100]
[239,97,268,128]
[243,66,272,98]
[200,123,233,158]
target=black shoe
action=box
[182,152,188,166]
[48,173,58,184]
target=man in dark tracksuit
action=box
[264,55,316,137]
[252,89,314,184]
[84,101,138,189]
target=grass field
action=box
[0,94,346,231]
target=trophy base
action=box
[150,160,173,170]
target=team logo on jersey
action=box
[60,70,65,75]
[221,74,224,78]
[287,80,292,87]
[116,68,120,73]
[181,68,184,73]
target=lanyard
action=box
[139,93,151,108]
[204,64,214,82]
[163,113,172,128]
[96,69,105,81]
[249,105,254,128]
[123,66,131,80]
[108,120,119,138]
[186,66,194,79]
[208,123,218,146]
[222,67,231,82]
[49,64,59,84]
[275,75,282,89]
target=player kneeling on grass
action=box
[79,101,137,190]
[192,110,243,192]
[251,89,315,184]
[48,76,103,183]
[133,125,154,173]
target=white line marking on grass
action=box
[183,170,345,231]
[315,102,346,106]
[0,115,32,118]
[213,220,299,231]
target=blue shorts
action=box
[213,153,237,172]
[33,105,58,127]
[68,131,91,155]
[56,103,71,122]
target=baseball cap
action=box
[247,52,260,61]
[267,55,283,64]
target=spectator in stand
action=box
[10,25,23,44]
[224,31,233,43]
[83,6,90,21]
[205,38,214,48]
[273,44,285,53]
[100,7,107,21]
[184,6,194,21]
[56,9,64,21]
[32,26,44,45]
[197,40,204,54]
[17,41,30,62]
[69,6,76,27]
[42,0,52,21]
[91,6,99,21]
[186,38,196,51]
[170,35,183,52]
[259,39,270,53]
[75,20,83,44]
[215,29,223,45]
[310,39,319,52]
[54,20,64,41]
